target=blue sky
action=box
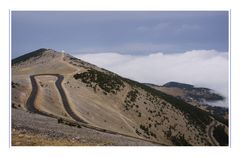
[12,11,228,58]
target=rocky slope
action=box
[146,82,229,146]
[145,82,228,122]
[12,48,228,146]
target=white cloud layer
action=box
[75,50,228,107]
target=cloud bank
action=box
[75,50,228,107]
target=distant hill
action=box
[163,81,194,89]
[145,82,224,102]
[146,81,228,127]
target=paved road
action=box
[26,75,51,117]
[208,120,218,146]
[25,73,166,145]
[26,74,87,123]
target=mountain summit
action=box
[12,49,228,146]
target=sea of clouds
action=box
[75,50,228,107]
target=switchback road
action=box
[208,120,218,146]
[25,73,166,146]
[26,74,87,123]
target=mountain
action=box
[146,82,228,128]
[164,82,224,101]
[12,48,228,146]
[146,81,225,102]
[163,82,194,89]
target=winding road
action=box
[208,120,218,146]
[26,74,166,146]
[26,74,87,123]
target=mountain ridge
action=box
[12,48,229,146]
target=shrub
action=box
[135,129,141,135]
[57,118,82,128]
[12,82,19,88]
[213,125,228,146]
[126,89,139,102]
[170,133,191,146]
[121,77,212,131]
[73,69,124,94]
[12,103,17,109]
[150,131,157,138]
[58,118,63,123]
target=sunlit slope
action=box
[12,48,228,145]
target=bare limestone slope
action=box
[12,48,226,146]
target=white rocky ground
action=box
[12,49,224,146]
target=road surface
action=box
[26,74,87,123]
[25,73,166,145]
[208,120,218,146]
